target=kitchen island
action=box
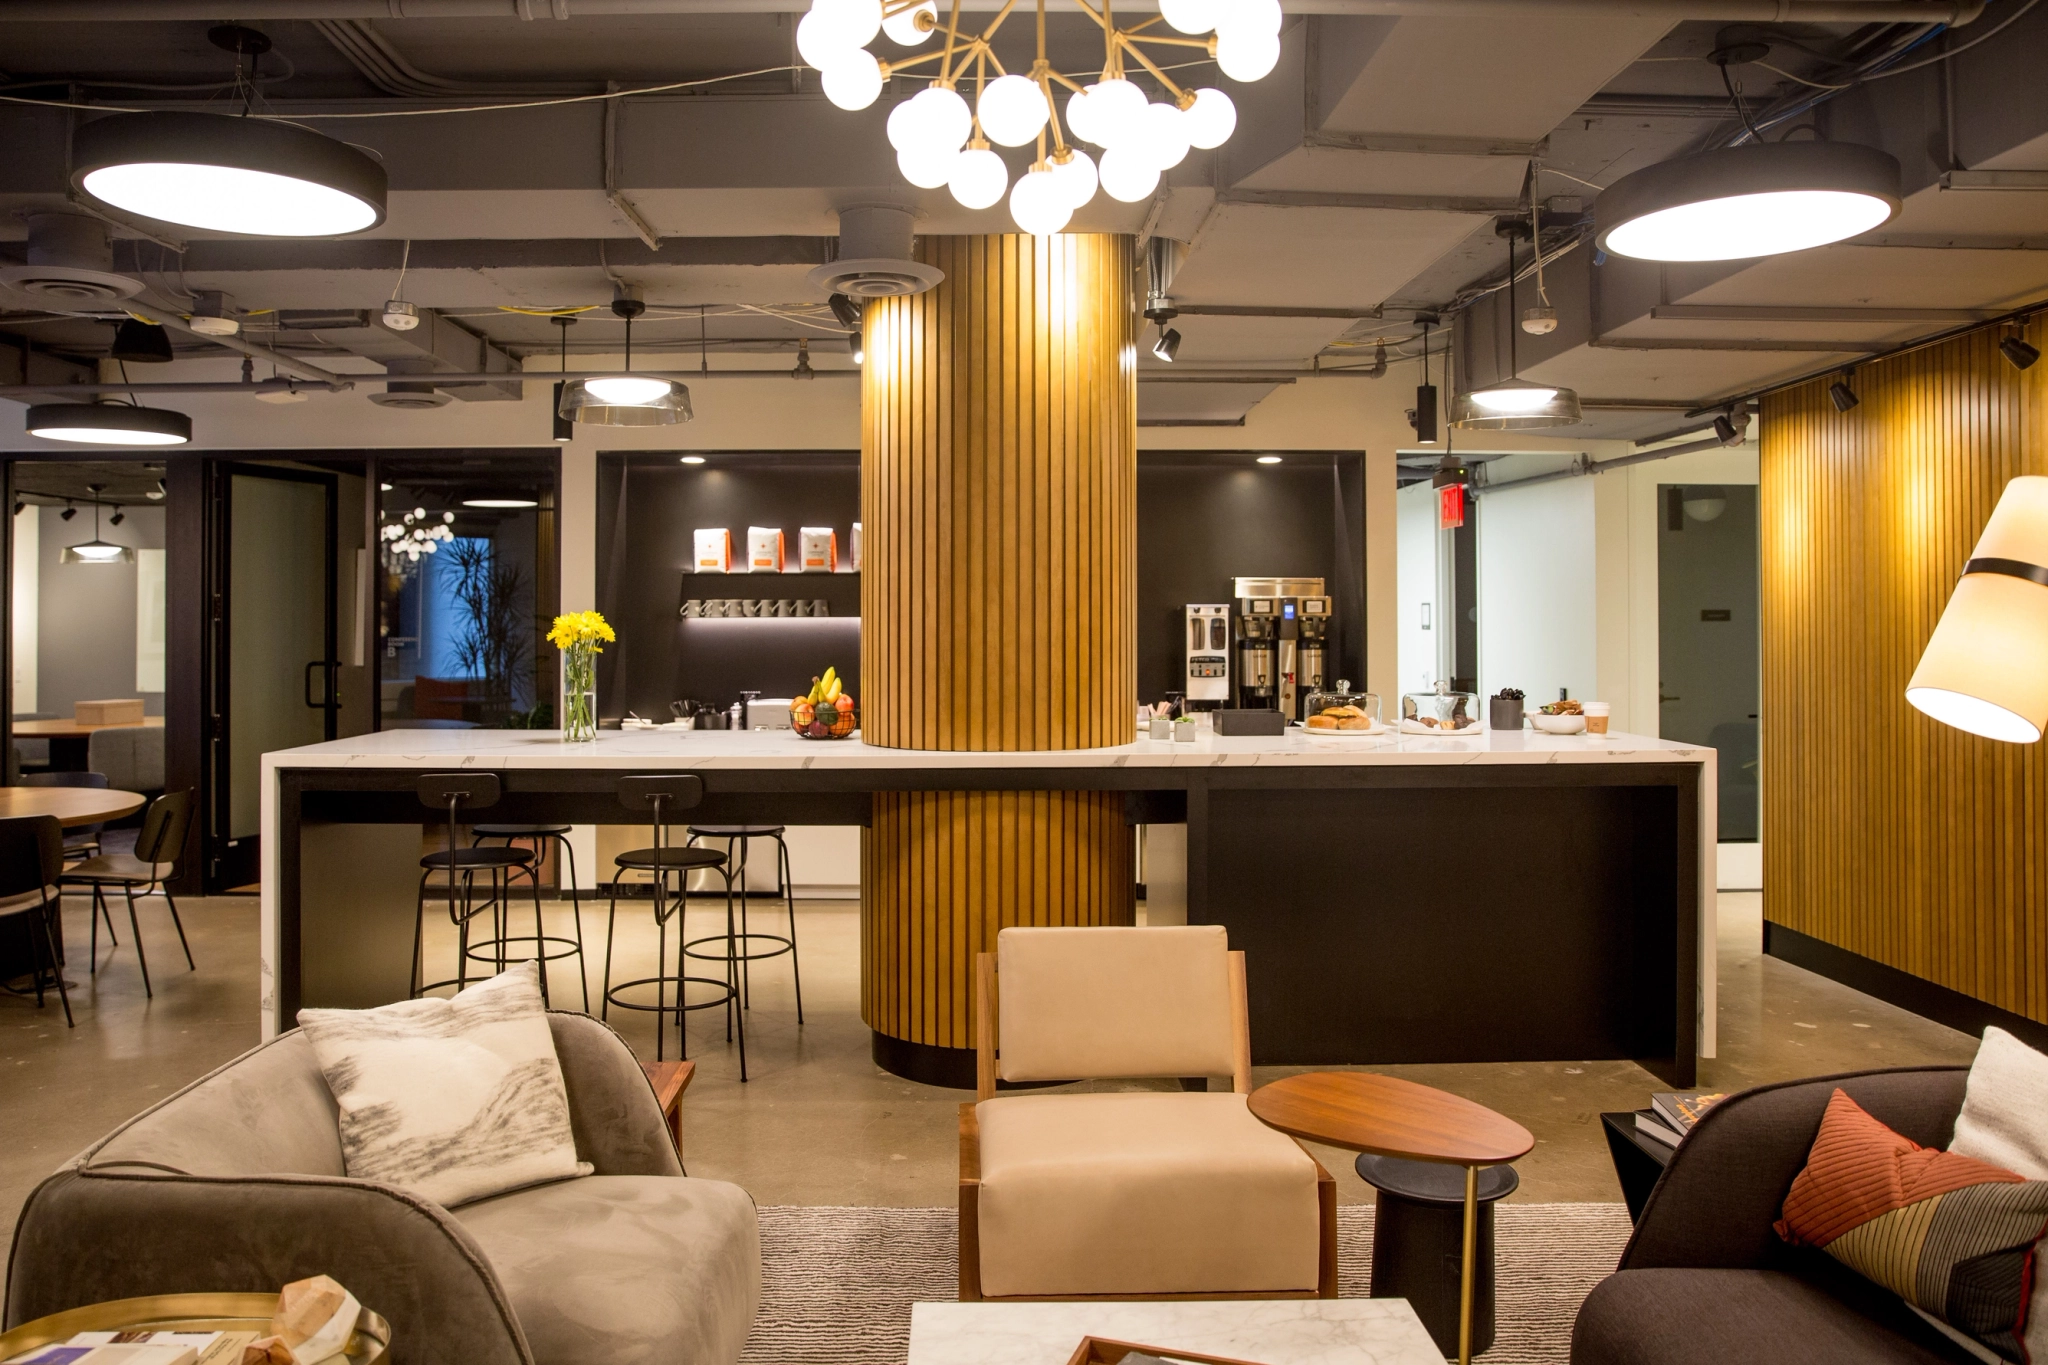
[260,727,1716,1085]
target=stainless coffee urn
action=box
[1295,596,1332,720]
[1184,604,1231,705]
[1233,577,1327,715]
[1233,598,1279,709]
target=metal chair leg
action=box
[655,909,668,1063]
[411,870,430,998]
[602,894,618,1022]
[528,862,549,1006]
[38,900,74,1027]
[89,886,100,973]
[124,885,153,998]
[737,836,753,1009]
[558,835,590,1012]
[779,833,804,1025]
[725,865,747,1081]
[160,884,194,970]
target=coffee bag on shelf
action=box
[799,527,837,572]
[693,528,731,573]
[747,527,784,573]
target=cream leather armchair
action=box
[959,925,1337,1302]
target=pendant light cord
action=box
[389,239,411,303]
[1505,235,1518,382]
[1720,62,1765,144]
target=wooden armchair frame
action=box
[958,947,1339,1302]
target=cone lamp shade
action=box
[1907,476,2048,743]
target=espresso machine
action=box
[1233,577,1326,714]
[1184,604,1231,706]
[1295,596,1332,719]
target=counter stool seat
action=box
[473,822,573,838]
[1355,1153,1520,1357]
[684,824,803,1025]
[616,845,729,873]
[686,823,785,838]
[424,846,534,871]
[411,773,554,1006]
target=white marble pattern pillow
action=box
[297,962,591,1208]
[1948,1026,2048,1365]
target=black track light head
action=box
[1152,325,1182,363]
[1412,383,1439,443]
[109,507,125,527]
[1713,414,1738,444]
[59,503,76,521]
[828,293,864,330]
[110,318,174,364]
[2002,335,2041,371]
[11,502,22,517]
[1829,377,1859,413]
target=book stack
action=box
[1632,1090,1726,1148]
[9,1331,256,1365]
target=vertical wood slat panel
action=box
[1763,318,2048,1023]
[857,235,1139,1051]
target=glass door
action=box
[212,466,336,890]
[1658,484,1760,840]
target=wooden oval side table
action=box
[1249,1072,1534,1365]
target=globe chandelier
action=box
[799,0,1279,234]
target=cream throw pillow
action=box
[298,962,591,1207]
[1948,1026,2048,1365]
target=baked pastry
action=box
[1305,714,1339,730]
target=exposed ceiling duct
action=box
[310,18,595,97]
[0,213,144,307]
[807,206,944,299]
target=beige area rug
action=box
[741,1204,1632,1365]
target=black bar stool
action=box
[471,822,589,1012]
[410,774,547,1002]
[600,775,747,1077]
[684,824,803,1024]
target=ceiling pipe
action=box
[0,380,351,398]
[1479,434,1736,494]
[147,310,354,386]
[0,0,1986,19]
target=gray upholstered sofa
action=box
[1572,1066,1983,1365]
[6,1013,760,1365]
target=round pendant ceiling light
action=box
[558,295,692,427]
[1594,141,1900,263]
[72,111,388,237]
[1453,228,1581,431]
[25,403,191,446]
[59,483,136,565]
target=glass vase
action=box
[562,648,598,743]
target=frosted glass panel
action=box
[135,548,166,693]
[229,475,328,841]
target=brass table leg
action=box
[1459,1163,1477,1365]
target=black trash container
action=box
[1355,1152,1520,1356]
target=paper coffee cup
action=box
[1583,701,1611,734]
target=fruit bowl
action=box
[790,698,858,740]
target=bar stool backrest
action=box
[0,814,63,900]
[418,774,504,929]
[134,789,195,869]
[617,775,704,924]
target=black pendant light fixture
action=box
[557,294,691,426]
[70,27,385,238]
[61,485,134,564]
[1453,227,1581,430]
[1595,140,1900,263]
[1412,317,1439,445]
[551,314,576,443]
[26,403,191,446]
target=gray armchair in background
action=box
[6,1012,761,1365]
[87,724,164,797]
[1572,1065,1980,1365]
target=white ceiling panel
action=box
[1673,246,2048,313]
[1235,147,1530,199]
[1520,345,1861,405]
[1151,314,1356,365]
[1137,381,1287,425]
[1172,203,1490,309]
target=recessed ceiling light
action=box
[462,498,538,509]
[26,403,191,446]
[1256,455,1282,464]
[1594,141,1901,263]
[680,455,706,465]
[71,111,387,237]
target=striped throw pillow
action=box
[1776,1088,2048,1363]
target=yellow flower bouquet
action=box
[550,610,615,742]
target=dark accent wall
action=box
[597,452,861,718]
[1135,452,1365,703]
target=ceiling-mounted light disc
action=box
[1450,378,1582,429]
[72,111,386,236]
[1594,141,1901,262]
[584,375,673,405]
[25,403,192,446]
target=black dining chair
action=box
[59,789,195,998]
[0,815,70,1026]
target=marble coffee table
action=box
[907,1300,1443,1365]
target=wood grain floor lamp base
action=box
[857,233,1139,1086]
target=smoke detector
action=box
[806,206,944,299]
[0,213,144,305]
[368,359,450,409]
[381,299,419,332]
[1521,306,1558,335]
[188,289,239,336]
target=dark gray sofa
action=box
[1573,1065,1989,1365]
[6,1013,760,1365]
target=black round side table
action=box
[1355,1152,1520,1356]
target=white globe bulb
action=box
[1050,147,1098,209]
[1010,167,1073,235]
[978,74,1050,148]
[1216,27,1281,82]
[1087,78,1148,147]
[881,0,936,45]
[896,85,972,154]
[1098,144,1161,202]
[1137,101,1192,170]
[1183,86,1237,149]
[821,49,885,110]
[949,145,1009,209]
[1160,0,1216,34]
[1213,0,1281,38]
[898,143,960,188]
[796,8,854,70]
[811,0,883,47]
[1065,86,1103,146]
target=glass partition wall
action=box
[375,454,558,731]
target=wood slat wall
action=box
[863,790,1136,1049]
[860,233,1136,751]
[1762,319,2048,1022]
[858,235,1140,1053]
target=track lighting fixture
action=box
[1151,324,1182,364]
[60,503,75,521]
[147,478,167,501]
[62,484,133,564]
[1713,414,1739,445]
[828,294,864,330]
[2001,332,2041,372]
[11,502,22,518]
[551,314,576,443]
[1829,374,1859,413]
[109,507,125,527]
[847,328,865,365]
[110,318,174,364]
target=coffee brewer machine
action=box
[1232,577,1328,716]
[1184,604,1231,705]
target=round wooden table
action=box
[1249,1073,1534,1365]
[0,787,145,828]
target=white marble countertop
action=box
[262,725,1709,771]
[907,1300,1442,1365]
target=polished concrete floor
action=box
[0,884,1981,1271]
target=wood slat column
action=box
[859,234,1139,1086]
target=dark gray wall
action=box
[1658,483,1759,840]
[34,503,166,718]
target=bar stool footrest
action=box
[682,931,795,964]
[462,933,587,966]
[604,974,739,1015]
